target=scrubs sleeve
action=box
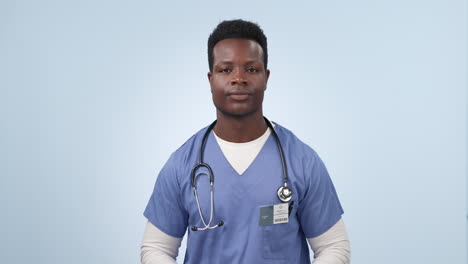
[298,151,344,239]
[144,154,188,238]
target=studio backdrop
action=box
[1,0,466,263]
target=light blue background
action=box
[1,0,466,263]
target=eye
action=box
[247,67,259,73]
[220,68,231,73]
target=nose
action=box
[230,68,247,86]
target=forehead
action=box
[212,38,264,63]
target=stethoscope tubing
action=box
[190,117,291,231]
[192,183,215,230]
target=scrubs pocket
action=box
[262,223,294,260]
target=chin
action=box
[217,108,259,118]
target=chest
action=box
[182,134,293,229]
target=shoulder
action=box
[273,122,320,162]
[273,122,334,202]
[157,125,210,186]
[165,125,211,169]
[273,122,327,188]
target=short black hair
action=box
[207,19,268,72]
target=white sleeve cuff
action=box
[307,218,351,264]
[140,221,182,264]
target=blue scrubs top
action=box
[144,123,344,263]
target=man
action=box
[141,19,350,264]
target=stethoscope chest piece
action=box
[277,186,292,203]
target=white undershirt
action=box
[141,125,350,264]
[212,124,272,175]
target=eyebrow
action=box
[216,61,233,65]
[215,60,262,66]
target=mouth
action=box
[227,93,250,101]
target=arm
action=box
[307,218,351,264]
[142,153,188,263]
[140,221,183,264]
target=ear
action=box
[264,69,270,91]
[207,72,213,93]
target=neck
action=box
[213,112,268,143]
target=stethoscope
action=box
[190,117,292,231]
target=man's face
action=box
[208,38,270,118]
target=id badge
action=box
[259,203,289,226]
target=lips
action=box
[228,92,250,101]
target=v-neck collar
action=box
[208,130,273,177]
